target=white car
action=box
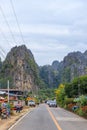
[47,100,52,105]
[28,100,36,107]
[49,101,57,107]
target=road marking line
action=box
[8,109,33,130]
[56,117,87,122]
[47,106,62,130]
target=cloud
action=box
[0,0,87,65]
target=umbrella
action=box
[0,91,6,95]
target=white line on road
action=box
[56,117,87,122]
[8,109,33,130]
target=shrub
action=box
[81,106,87,113]
[65,98,74,105]
[76,108,85,116]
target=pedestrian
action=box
[16,101,21,113]
[6,103,11,118]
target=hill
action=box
[0,45,45,93]
[1,45,87,91]
[40,51,87,88]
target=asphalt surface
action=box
[9,104,87,130]
[9,104,58,130]
[51,107,87,130]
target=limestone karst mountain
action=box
[0,45,44,92]
[0,45,87,90]
[40,51,87,88]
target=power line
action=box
[0,46,6,55]
[0,28,7,57]
[0,28,7,59]
[0,47,6,59]
[10,0,25,44]
[0,5,17,44]
[0,52,5,59]
[0,27,12,47]
[0,39,6,59]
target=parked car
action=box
[28,100,36,107]
[46,100,52,105]
[49,101,57,107]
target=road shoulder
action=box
[0,106,30,130]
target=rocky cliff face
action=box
[40,51,87,87]
[60,51,87,82]
[0,45,41,92]
[39,61,60,88]
[1,45,87,90]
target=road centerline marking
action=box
[47,106,62,130]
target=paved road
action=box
[9,104,87,130]
[51,107,87,130]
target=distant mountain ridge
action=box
[40,51,87,88]
[0,45,87,91]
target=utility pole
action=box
[7,80,9,103]
[78,83,80,96]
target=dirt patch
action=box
[0,106,31,130]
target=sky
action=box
[0,0,87,65]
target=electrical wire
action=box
[0,0,26,59]
[0,47,6,59]
[0,46,6,55]
[0,27,12,47]
[0,28,7,58]
[0,5,17,44]
[10,0,25,44]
